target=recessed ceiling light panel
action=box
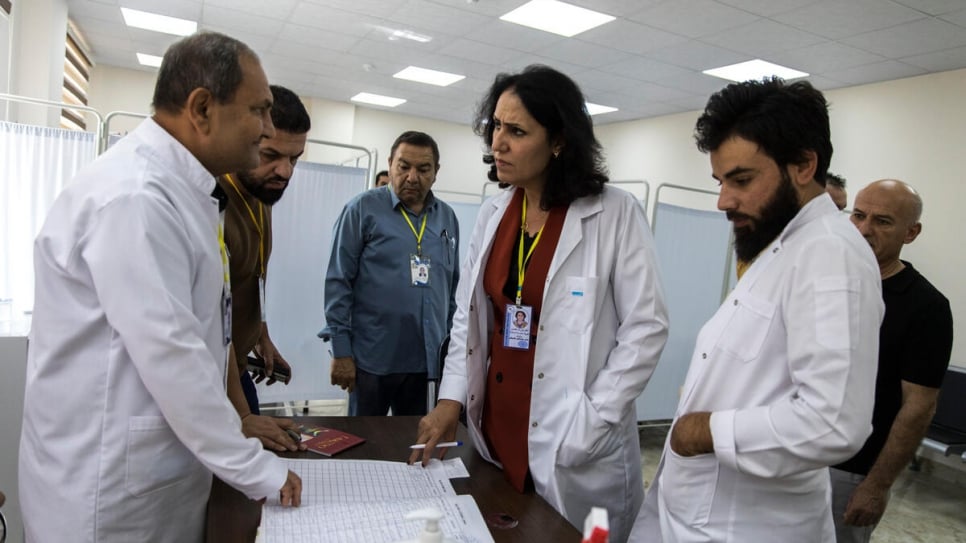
[394,66,465,87]
[703,59,809,82]
[350,92,407,108]
[136,53,164,68]
[120,7,197,36]
[585,102,618,116]
[500,0,615,38]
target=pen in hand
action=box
[409,441,463,450]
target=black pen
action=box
[285,428,301,443]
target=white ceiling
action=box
[66,0,966,125]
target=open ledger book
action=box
[258,458,494,543]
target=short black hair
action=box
[825,172,846,189]
[152,31,258,114]
[375,170,389,179]
[270,85,310,134]
[389,131,439,166]
[474,64,607,210]
[695,77,832,186]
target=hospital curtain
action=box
[0,121,97,322]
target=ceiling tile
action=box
[202,0,300,19]
[716,0,822,17]
[767,41,886,74]
[533,39,633,69]
[201,5,286,38]
[893,0,966,16]
[65,0,966,125]
[843,17,966,58]
[702,18,825,56]
[823,60,928,86]
[597,57,692,83]
[436,39,521,66]
[577,20,690,56]
[901,45,966,72]
[773,0,925,40]
[465,20,565,53]
[648,40,748,70]
[628,0,761,39]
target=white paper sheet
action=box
[258,458,493,543]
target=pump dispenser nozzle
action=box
[405,508,444,543]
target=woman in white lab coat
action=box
[410,65,669,543]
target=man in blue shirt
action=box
[323,131,459,416]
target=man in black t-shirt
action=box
[831,179,954,543]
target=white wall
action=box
[349,106,484,194]
[86,64,156,133]
[597,68,966,369]
[0,9,10,96]
[8,0,67,127]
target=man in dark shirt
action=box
[217,85,310,442]
[831,179,954,543]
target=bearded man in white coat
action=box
[630,78,883,542]
[19,32,301,543]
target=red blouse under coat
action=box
[481,188,567,492]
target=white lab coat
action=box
[439,186,669,543]
[630,194,883,543]
[19,119,287,543]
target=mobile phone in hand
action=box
[246,355,291,384]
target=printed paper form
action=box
[260,494,493,543]
[281,458,457,503]
[258,458,493,543]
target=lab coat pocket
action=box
[660,449,718,527]
[558,276,599,333]
[125,416,197,497]
[556,393,620,467]
[716,293,775,363]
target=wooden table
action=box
[206,416,581,543]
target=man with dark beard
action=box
[630,78,884,542]
[218,85,309,432]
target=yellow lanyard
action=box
[224,174,266,277]
[400,207,428,256]
[217,223,230,285]
[516,195,544,305]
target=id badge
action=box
[258,276,266,321]
[221,284,233,346]
[410,254,431,287]
[503,304,532,350]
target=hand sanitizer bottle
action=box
[400,507,457,543]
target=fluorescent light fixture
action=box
[500,0,615,37]
[394,66,465,87]
[585,102,618,116]
[136,53,163,68]
[350,92,407,108]
[390,29,432,43]
[703,59,808,82]
[121,7,197,36]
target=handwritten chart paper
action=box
[258,459,493,543]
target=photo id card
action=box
[503,304,532,350]
[410,254,431,287]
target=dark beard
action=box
[236,171,285,205]
[730,171,801,262]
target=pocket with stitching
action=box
[715,293,776,363]
[557,276,598,333]
[125,416,197,497]
[660,449,718,527]
[556,393,621,467]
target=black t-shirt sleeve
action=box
[899,280,953,388]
